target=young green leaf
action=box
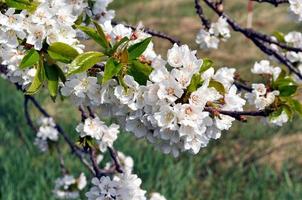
[199,58,214,73]
[278,85,298,97]
[76,25,107,48]
[273,31,286,43]
[25,59,45,95]
[93,21,110,49]
[127,60,153,85]
[44,64,59,98]
[209,80,226,95]
[5,0,37,11]
[292,100,302,117]
[108,37,129,55]
[47,42,79,63]
[19,48,39,69]
[67,52,104,76]
[187,74,202,93]
[102,58,122,84]
[128,37,152,60]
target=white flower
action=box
[77,173,87,190]
[61,73,100,105]
[150,193,167,200]
[167,44,184,68]
[26,24,47,50]
[93,0,115,23]
[117,152,134,173]
[111,24,132,42]
[157,77,184,103]
[223,85,246,111]
[31,4,54,24]
[245,84,279,110]
[86,173,146,200]
[114,75,145,110]
[36,117,59,141]
[154,105,179,130]
[251,60,281,80]
[76,116,119,151]
[53,173,86,200]
[114,173,147,200]
[209,17,230,39]
[269,111,289,126]
[189,80,222,109]
[86,176,117,200]
[213,67,236,90]
[196,29,219,49]
[289,0,302,21]
[285,31,302,48]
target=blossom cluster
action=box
[86,173,146,200]
[62,41,247,156]
[76,116,120,152]
[53,173,87,199]
[196,17,230,49]
[288,0,302,22]
[0,0,85,87]
[284,31,302,83]
[34,117,59,152]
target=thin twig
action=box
[111,21,181,45]
[251,0,289,6]
[199,0,302,79]
[108,147,123,173]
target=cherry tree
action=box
[0,0,302,199]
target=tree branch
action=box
[199,0,302,80]
[251,0,289,6]
[111,21,181,45]
[204,107,270,121]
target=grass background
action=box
[1,0,302,199]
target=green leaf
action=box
[44,64,59,98]
[5,0,37,12]
[102,58,122,84]
[19,48,39,69]
[109,37,129,55]
[25,59,45,95]
[74,13,84,25]
[128,37,152,60]
[209,80,226,95]
[274,76,298,97]
[282,104,294,120]
[47,42,79,64]
[127,60,153,85]
[287,99,302,117]
[269,107,283,120]
[199,58,214,73]
[273,31,286,43]
[278,84,298,97]
[67,52,104,76]
[76,25,106,48]
[93,21,110,49]
[187,73,202,93]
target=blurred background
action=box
[1,0,302,199]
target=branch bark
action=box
[195,0,302,79]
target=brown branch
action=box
[204,107,270,121]
[108,147,123,173]
[24,95,95,175]
[195,0,211,29]
[111,21,181,45]
[251,0,289,6]
[200,0,302,80]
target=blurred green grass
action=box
[1,0,302,200]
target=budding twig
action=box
[198,0,302,79]
[251,0,289,6]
